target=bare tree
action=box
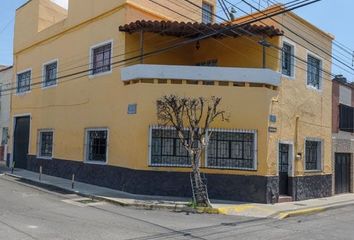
[156,95,228,207]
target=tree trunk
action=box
[191,152,211,207]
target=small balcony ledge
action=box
[121,64,281,86]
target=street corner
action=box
[276,207,326,220]
[216,204,272,216]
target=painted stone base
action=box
[27,156,278,203]
[289,175,333,201]
[26,156,332,203]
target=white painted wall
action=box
[121,64,281,86]
[0,67,13,159]
[339,85,352,106]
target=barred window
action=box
[339,104,354,133]
[85,129,108,163]
[1,127,8,145]
[38,131,53,158]
[44,61,58,87]
[305,140,322,171]
[282,42,294,77]
[150,128,191,167]
[92,42,112,75]
[202,2,213,24]
[17,70,31,93]
[307,55,321,89]
[207,131,256,170]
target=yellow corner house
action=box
[10,0,333,203]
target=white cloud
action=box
[51,0,68,9]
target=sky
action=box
[0,0,353,79]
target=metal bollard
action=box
[71,174,75,189]
[11,161,15,174]
[39,166,42,181]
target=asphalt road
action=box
[0,175,353,240]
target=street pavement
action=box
[0,175,354,240]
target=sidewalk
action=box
[2,167,354,219]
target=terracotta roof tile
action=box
[119,20,283,38]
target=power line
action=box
[6,11,223,89]
[1,2,314,96]
[0,18,14,35]
[155,0,335,85]
[239,0,354,75]
[177,0,337,85]
[259,0,354,63]
[183,0,337,78]
[220,0,353,78]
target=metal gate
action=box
[279,144,290,195]
[335,153,351,194]
[13,116,30,169]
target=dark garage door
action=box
[335,153,351,194]
[13,116,30,169]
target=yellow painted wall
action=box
[11,1,332,179]
[266,10,333,176]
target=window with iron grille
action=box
[202,2,213,24]
[91,42,112,75]
[339,104,354,133]
[85,129,108,163]
[1,127,8,145]
[38,131,53,158]
[17,70,31,93]
[150,128,191,167]
[305,140,322,171]
[282,42,294,77]
[207,131,256,170]
[43,61,58,87]
[307,55,321,89]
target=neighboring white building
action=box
[0,66,13,163]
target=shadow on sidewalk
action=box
[0,162,9,174]
[15,178,75,195]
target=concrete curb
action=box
[274,202,354,220]
[3,172,218,214]
[8,171,353,219]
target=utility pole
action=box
[140,30,144,64]
[259,37,271,68]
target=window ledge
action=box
[42,84,58,90]
[84,160,107,165]
[306,84,322,93]
[149,164,191,168]
[15,90,31,96]
[282,74,295,80]
[89,70,112,79]
[205,166,257,171]
[304,170,323,173]
[37,156,53,160]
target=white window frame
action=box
[202,2,214,24]
[84,128,109,165]
[42,59,59,89]
[281,38,296,79]
[89,40,114,78]
[277,140,295,177]
[37,129,54,160]
[148,125,192,168]
[205,128,258,171]
[16,68,32,95]
[306,51,323,92]
[304,137,324,172]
